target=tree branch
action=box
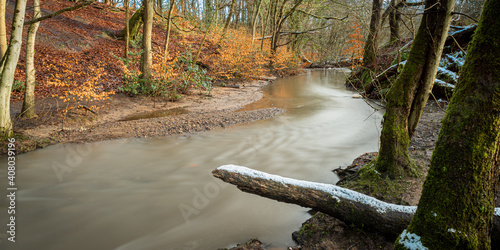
[451,11,479,23]
[295,9,348,21]
[24,0,96,26]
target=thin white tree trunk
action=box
[0,0,28,136]
[21,0,41,118]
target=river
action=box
[0,69,383,249]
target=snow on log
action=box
[213,165,415,238]
[213,165,500,242]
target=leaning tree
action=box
[395,0,500,247]
[373,0,456,178]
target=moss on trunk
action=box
[395,0,500,248]
[117,6,144,40]
[374,0,454,178]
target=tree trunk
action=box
[140,0,153,81]
[117,6,144,40]
[212,165,500,243]
[388,4,401,45]
[21,0,41,118]
[395,0,500,248]
[374,0,455,178]
[18,0,95,118]
[251,0,262,44]
[163,0,175,61]
[0,0,28,137]
[0,0,6,59]
[362,0,383,69]
[124,0,129,60]
[222,0,236,37]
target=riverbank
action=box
[2,79,281,155]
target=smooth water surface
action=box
[0,69,383,249]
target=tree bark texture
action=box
[212,165,500,243]
[395,0,500,248]
[362,0,383,69]
[0,0,27,136]
[117,6,144,40]
[21,0,41,118]
[140,0,154,81]
[374,0,455,178]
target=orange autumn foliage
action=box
[344,16,364,69]
[47,60,115,111]
[208,28,301,80]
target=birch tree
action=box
[0,0,28,137]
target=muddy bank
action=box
[2,79,280,155]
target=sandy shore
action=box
[3,79,282,155]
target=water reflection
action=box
[0,69,382,250]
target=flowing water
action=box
[0,69,383,250]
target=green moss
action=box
[341,162,424,205]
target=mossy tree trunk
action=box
[395,0,500,248]
[362,0,383,69]
[117,6,144,40]
[124,0,129,60]
[388,0,401,45]
[21,0,41,118]
[374,0,455,178]
[0,0,28,137]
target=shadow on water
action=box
[0,69,383,250]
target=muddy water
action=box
[0,69,383,250]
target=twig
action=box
[77,105,98,115]
[429,91,446,112]
[451,11,479,23]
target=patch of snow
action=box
[217,165,417,215]
[398,229,429,250]
[447,51,466,67]
[437,67,459,82]
[448,228,456,233]
[448,24,476,36]
[435,79,455,90]
[433,212,437,217]
[495,207,500,217]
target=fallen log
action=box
[212,165,500,242]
